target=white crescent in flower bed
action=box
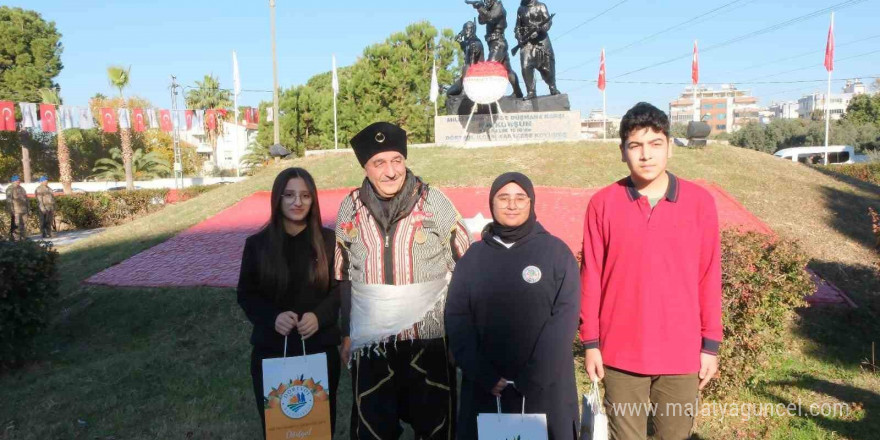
[463,61,510,105]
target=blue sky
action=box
[16,0,880,117]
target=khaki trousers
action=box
[603,367,699,440]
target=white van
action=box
[773,145,867,165]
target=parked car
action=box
[773,145,867,165]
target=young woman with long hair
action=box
[237,167,341,438]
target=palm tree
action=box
[107,65,134,190]
[185,74,232,166]
[239,140,271,173]
[90,147,171,182]
[39,88,73,195]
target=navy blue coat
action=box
[446,222,580,440]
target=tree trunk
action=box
[57,128,73,194]
[20,129,32,182]
[121,127,134,189]
[21,145,31,183]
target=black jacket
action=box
[237,227,341,351]
[446,222,580,440]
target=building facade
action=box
[581,109,622,139]
[179,121,258,172]
[797,80,866,120]
[768,101,799,120]
[669,84,760,134]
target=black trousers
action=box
[250,344,341,440]
[349,338,456,440]
[39,210,54,237]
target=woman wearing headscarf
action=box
[237,167,341,439]
[446,172,580,440]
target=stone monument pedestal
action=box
[434,109,582,147]
[446,94,571,115]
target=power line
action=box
[559,0,756,75]
[610,0,867,80]
[557,75,879,86]
[716,33,880,76]
[554,0,630,41]
[737,48,880,82]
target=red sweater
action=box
[579,173,723,375]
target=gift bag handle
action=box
[282,335,308,362]
[495,381,526,421]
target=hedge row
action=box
[831,162,880,186]
[0,184,221,232]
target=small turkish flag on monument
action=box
[159,109,173,132]
[40,104,57,132]
[101,108,117,133]
[132,108,146,132]
[0,101,14,131]
[692,40,699,85]
[824,15,834,72]
[598,48,606,91]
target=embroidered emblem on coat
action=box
[522,266,542,284]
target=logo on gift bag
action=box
[280,385,315,419]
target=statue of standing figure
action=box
[514,0,560,99]
[447,20,485,96]
[468,0,524,98]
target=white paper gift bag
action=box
[477,382,548,440]
[580,380,609,440]
[261,337,332,440]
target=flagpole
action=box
[603,89,607,141]
[824,12,834,165]
[233,51,242,176]
[332,54,339,150]
[693,40,698,122]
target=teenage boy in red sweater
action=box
[580,102,722,440]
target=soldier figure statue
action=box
[468,0,524,98]
[514,0,560,99]
[447,20,485,96]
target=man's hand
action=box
[585,348,605,382]
[491,378,508,397]
[340,337,352,364]
[297,312,319,339]
[698,353,719,390]
[528,31,539,40]
[274,311,298,336]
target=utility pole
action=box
[270,0,280,148]
[170,75,183,189]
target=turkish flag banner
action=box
[101,108,117,133]
[0,101,14,131]
[185,110,194,130]
[598,49,606,92]
[206,109,217,130]
[159,109,173,132]
[132,108,146,132]
[40,104,57,132]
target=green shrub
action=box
[53,189,169,229]
[831,162,880,186]
[703,231,814,399]
[0,240,58,367]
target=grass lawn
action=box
[1,142,878,439]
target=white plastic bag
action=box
[478,382,548,440]
[580,380,609,440]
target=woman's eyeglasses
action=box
[493,195,530,209]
